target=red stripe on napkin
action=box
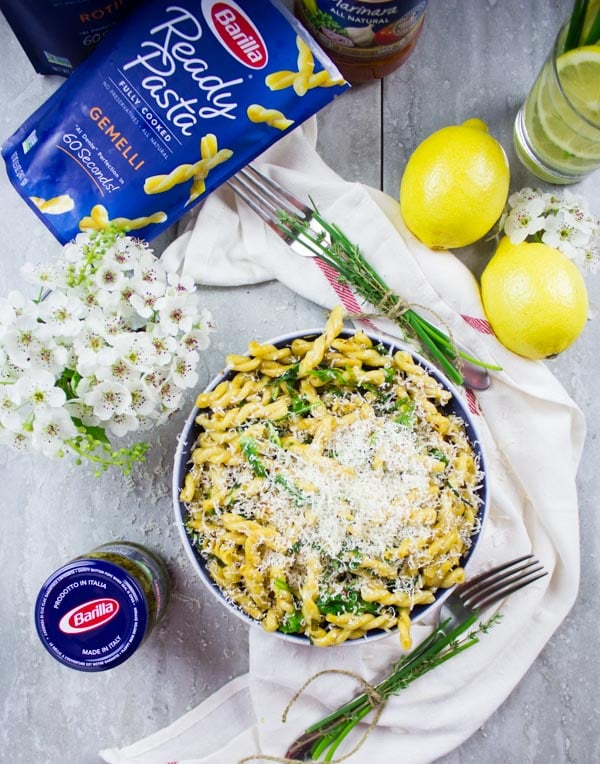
[461,314,493,334]
[316,261,483,416]
[315,258,378,331]
[465,387,480,416]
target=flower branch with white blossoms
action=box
[496,187,600,274]
[0,228,214,475]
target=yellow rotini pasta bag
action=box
[1,0,348,244]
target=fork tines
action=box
[227,165,311,237]
[459,554,548,613]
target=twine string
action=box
[345,284,462,375]
[238,668,388,764]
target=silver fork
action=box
[373,553,548,673]
[431,552,547,636]
[228,165,333,261]
[227,165,492,391]
[285,554,548,760]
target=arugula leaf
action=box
[317,590,378,616]
[446,480,475,508]
[289,397,318,416]
[309,367,347,385]
[394,396,416,427]
[224,485,239,506]
[429,447,449,464]
[269,363,300,387]
[264,421,282,447]
[358,382,381,395]
[280,610,304,634]
[239,435,267,477]
[274,474,306,506]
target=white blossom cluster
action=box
[0,229,213,471]
[498,187,600,273]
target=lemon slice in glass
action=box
[536,45,600,163]
[557,45,600,117]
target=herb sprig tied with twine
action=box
[239,613,501,763]
[278,208,501,387]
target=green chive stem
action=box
[286,613,501,761]
[277,208,500,387]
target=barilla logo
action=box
[58,598,120,634]
[202,0,268,69]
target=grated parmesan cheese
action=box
[183,328,485,644]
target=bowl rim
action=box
[173,326,490,646]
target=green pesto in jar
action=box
[35,540,172,671]
[82,541,171,635]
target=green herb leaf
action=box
[274,473,306,506]
[309,367,347,385]
[394,396,416,427]
[280,610,304,634]
[269,362,299,386]
[429,447,449,464]
[286,612,502,760]
[239,435,267,477]
[317,590,378,616]
[276,206,501,386]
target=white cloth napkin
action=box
[100,118,585,764]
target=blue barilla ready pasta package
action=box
[1,0,349,244]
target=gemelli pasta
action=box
[180,307,485,648]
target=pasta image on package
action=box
[1,0,349,244]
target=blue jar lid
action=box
[34,558,149,672]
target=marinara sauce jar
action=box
[294,0,428,84]
[34,541,170,672]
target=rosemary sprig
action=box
[285,613,502,762]
[278,209,501,387]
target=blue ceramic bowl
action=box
[173,328,489,645]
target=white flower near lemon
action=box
[481,237,589,360]
[399,118,510,249]
[501,193,546,243]
[499,187,600,272]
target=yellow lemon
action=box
[481,237,588,359]
[400,118,510,249]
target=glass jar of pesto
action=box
[34,541,171,672]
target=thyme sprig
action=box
[278,209,500,387]
[285,613,502,762]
